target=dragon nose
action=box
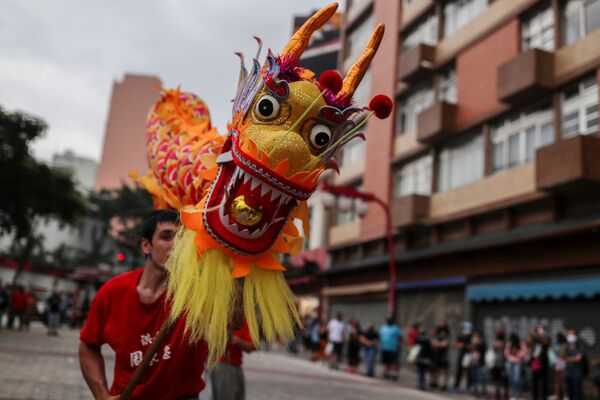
[260,131,314,173]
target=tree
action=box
[0,106,88,283]
[82,185,154,270]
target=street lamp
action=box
[320,182,397,318]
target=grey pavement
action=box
[0,322,464,400]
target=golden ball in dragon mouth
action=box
[230,195,263,226]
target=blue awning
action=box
[397,276,466,290]
[467,276,600,302]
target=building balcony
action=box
[416,101,457,144]
[391,194,430,228]
[497,48,554,105]
[536,135,600,192]
[398,44,435,84]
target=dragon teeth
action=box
[250,176,261,191]
[270,189,281,202]
[260,183,271,197]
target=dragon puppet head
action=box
[139,2,390,365]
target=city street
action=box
[0,323,454,400]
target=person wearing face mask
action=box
[564,329,584,400]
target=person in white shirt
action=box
[327,312,346,369]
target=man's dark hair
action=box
[141,210,180,242]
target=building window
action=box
[336,184,363,225]
[437,131,484,192]
[345,13,375,66]
[522,3,555,51]
[561,75,599,137]
[443,0,488,38]
[402,12,438,51]
[394,154,433,197]
[352,69,371,105]
[396,81,434,135]
[564,0,600,45]
[340,140,365,168]
[439,66,457,104]
[491,101,554,172]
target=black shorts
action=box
[332,341,343,357]
[382,351,398,365]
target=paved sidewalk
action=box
[0,322,113,400]
[0,323,471,400]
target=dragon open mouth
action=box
[203,130,314,255]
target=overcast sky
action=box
[0,0,338,162]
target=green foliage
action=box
[0,106,88,239]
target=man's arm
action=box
[230,334,255,353]
[79,341,117,400]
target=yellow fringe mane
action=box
[166,227,301,367]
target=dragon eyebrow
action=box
[267,89,326,157]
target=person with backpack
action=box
[564,329,584,400]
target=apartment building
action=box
[323,0,600,357]
[95,74,162,190]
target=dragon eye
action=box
[254,95,280,119]
[309,124,332,149]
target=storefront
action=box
[469,274,600,359]
[325,281,388,326]
[396,276,467,335]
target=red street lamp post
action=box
[320,182,397,318]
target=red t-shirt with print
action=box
[80,268,207,400]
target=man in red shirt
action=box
[8,285,27,330]
[79,210,208,400]
[210,319,255,400]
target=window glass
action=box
[346,14,375,66]
[394,154,433,197]
[402,12,438,51]
[562,74,599,137]
[585,0,600,34]
[439,66,457,104]
[443,0,488,38]
[522,3,555,51]
[491,100,554,172]
[396,81,434,134]
[437,131,484,192]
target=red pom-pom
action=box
[369,94,393,119]
[319,70,343,94]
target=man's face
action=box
[143,221,179,269]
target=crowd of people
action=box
[0,280,75,335]
[298,314,600,400]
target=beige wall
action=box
[429,163,536,218]
[393,129,427,160]
[95,74,162,190]
[329,219,361,247]
[554,29,600,84]
[334,159,365,185]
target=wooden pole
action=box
[119,318,174,400]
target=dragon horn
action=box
[280,2,338,62]
[338,23,385,100]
